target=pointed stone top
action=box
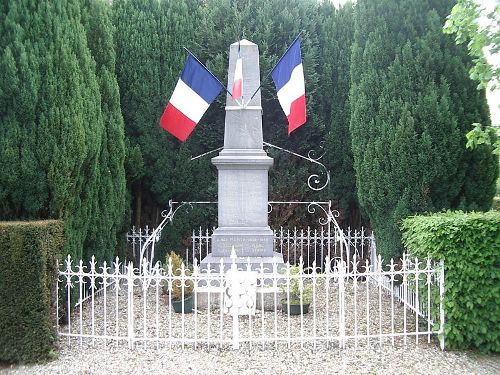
[231,39,255,46]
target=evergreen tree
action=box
[318,1,360,226]
[113,0,208,257]
[113,0,361,237]
[0,0,127,263]
[349,0,498,259]
[81,0,128,261]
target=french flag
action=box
[271,38,306,135]
[160,54,223,142]
[232,44,243,100]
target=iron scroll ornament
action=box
[139,200,216,273]
[266,201,340,227]
[263,141,330,191]
[191,142,331,191]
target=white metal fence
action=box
[125,201,372,272]
[57,252,445,350]
[126,226,155,266]
[128,225,373,270]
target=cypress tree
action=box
[318,1,360,226]
[81,0,128,261]
[115,0,359,236]
[0,0,126,263]
[113,0,203,256]
[349,0,498,259]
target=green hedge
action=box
[401,211,500,352]
[0,221,63,363]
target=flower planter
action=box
[171,295,193,313]
[281,299,310,315]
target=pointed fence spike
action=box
[219,257,225,273]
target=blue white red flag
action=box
[271,38,306,134]
[160,54,223,141]
[232,44,243,100]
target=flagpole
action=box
[183,47,234,98]
[248,32,302,102]
[238,40,243,105]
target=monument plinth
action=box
[200,39,284,271]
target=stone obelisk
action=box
[200,40,284,271]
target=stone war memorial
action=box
[6,0,500,369]
[200,39,284,273]
[54,36,445,355]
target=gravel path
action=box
[2,343,499,374]
[1,279,499,374]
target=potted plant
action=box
[280,265,313,315]
[164,252,194,313]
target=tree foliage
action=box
[349,0,498,259]
[80,0,128,260]
[0,0,127,263]
[112,0,213,256]
[317,1,360,225]
[443,0,500,154]
[443,0,499,90]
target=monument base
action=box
[199,252,284,273]
[211,227,274,257]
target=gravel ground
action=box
[2,279,499,374]
[2,343,499,375]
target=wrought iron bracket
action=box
[263,142,330,191]
[190,147,223,161]
[190,142,331,192]
[267,201,339,227]
[139,200,216,273]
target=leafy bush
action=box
[0,221,64,363]
[280,265,313,304]
[401,211,500,352]
[163,252,193,301]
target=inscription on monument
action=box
[213,235,273,256]
[218,170,268,227]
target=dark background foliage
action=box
[0,0,497,263]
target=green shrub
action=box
[401,211,500,352]
[163,252,193,301]
[280,265,313,304]
[0,221,63,363]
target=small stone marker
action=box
[224,247,257,349]
[224,248,257,316]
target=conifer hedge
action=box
[350,0,498,260]
[0,221,63,363]
[401,211,500,352]
[0,0,127,266]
